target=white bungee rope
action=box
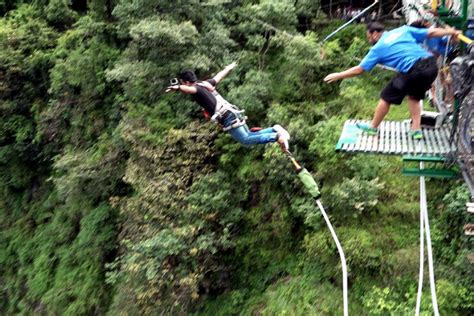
[316,199,349,316]
[415,156,440,315]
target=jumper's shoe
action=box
[273,124,290,152]
[409,129,423,140]
[356,123,378,136]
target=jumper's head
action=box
[179,69,197,85]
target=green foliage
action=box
[0,3,123,315]
[249,278,344,315]
[362,286,415,315]
[0,5,56,103]
[433,184,474,300]
[436,279,474,315]
[304,226,386,278]
[226,70,272,121]
[326,177,385,218]
[295,0,323,20]
[247,0,297,31]
[51,134,128,203]
[112,0,203,34]
[129,17,198,48]
[107,124,242,314]
[0,4,58,195]
[340,228,384,273]
[88,0,117,20]
[436,185,471,259]
[308,115,347,180]
[45,0,78,27]
[322,22,367,50]
[303,230,339,276]
[274,32,337,102]
[362,279,474,316]
[347,155,389,180]
[1,193,118,315]
[1,2,472,315]
[45,16,121,149]
[40,204,117,315]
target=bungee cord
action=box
[415,103,440,315]
[283,150,348,316]
[416,160,440,316]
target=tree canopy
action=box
[0,1,472,315]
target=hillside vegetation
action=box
[0,1,472,315]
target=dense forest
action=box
[0,0,472,315]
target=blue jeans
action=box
[221,113,278,146]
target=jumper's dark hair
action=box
[367,22,385,33]
[179,69,198,83]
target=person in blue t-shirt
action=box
[324,22,461,139]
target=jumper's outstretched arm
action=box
[212,62,237,84]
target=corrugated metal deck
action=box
[467,203,474,214]
[335,120,456,156]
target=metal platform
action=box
[468,203,474,214]
[335,120,456,156]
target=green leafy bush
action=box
[326,177,384,218]
[1,2,472,315]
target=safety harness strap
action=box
[197,82,247,131]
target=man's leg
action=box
[357,98,391,135]
[243,124,278,136]
[367,73,405,130]
[247,127,276,135]
[371,98,391,128]
[405,56,437,137]
[407,96,422,130]
[228,125,278,146]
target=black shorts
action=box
[381,57,438,105]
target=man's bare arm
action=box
[166,85,197,94]
[212,62,237,84]
[324,66,365,83]
[427,27,461,39]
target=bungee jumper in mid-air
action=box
[324,22,462,140]
[166,62,291,152]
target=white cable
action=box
[443,35,451,67]
[324,0,379,42]
[417,161,440,316]
[316,199,348,316]
[415,162,425,316]
[421,167,440,316]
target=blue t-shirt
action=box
[359,25,432,73]
[425,36,451,56]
